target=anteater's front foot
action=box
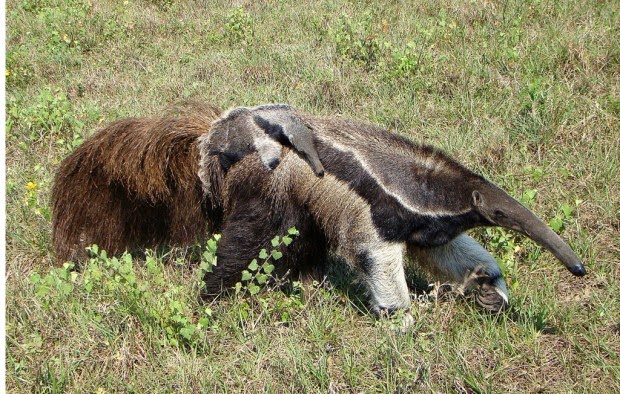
[473,282,509,313]
[463,267,509,314]
[371,306,416,333]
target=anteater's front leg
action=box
[357,241,415,330]
[408,234,509,313]
[356,242,411,315]
[301,177,413,322]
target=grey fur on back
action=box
[199,104,324,176]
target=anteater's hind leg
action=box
[408,234,509,313]
[201,197,277,298]
[290,223,329,303]
[201,194,327,300]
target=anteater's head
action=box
[471,182,586,277]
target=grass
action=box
[5,0,619,392]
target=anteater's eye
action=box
[494,209,505,219]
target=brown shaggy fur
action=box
[52,102,224,264]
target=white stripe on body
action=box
[317,136,470,218]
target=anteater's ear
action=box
[472,190,483,207]
[253,113,325,177]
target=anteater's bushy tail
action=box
[51,102,224,264]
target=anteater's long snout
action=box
[483,188,587,276]
[512,201,586,276]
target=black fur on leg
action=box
[201,183,328,299]
[201,197,276,298]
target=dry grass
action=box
[5,0,619,392]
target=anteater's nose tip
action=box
[569,263,587,277]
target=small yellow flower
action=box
[26,182,38,191]
[5,69,10,77]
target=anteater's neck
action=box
[312,121,489,246]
